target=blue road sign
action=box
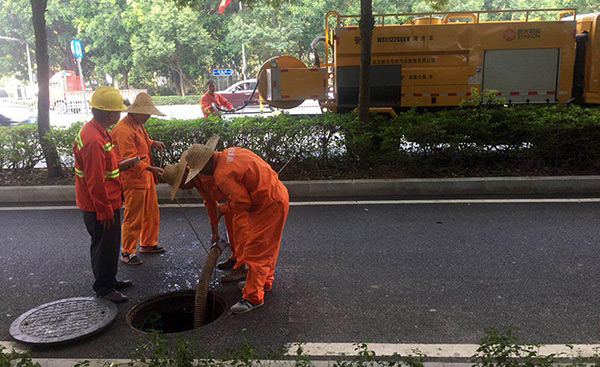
[213,69,232,76]
[71,39,83,59]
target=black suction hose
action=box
[213,69,266,113]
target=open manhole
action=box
[127,290,226,333]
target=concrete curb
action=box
[19,360,473,367]
[1,176,600,204]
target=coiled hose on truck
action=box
[194,238,228,328]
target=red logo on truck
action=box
[503,28,516,42]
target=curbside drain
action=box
[127,290,225,333]
[9,297,117,346]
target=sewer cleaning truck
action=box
[255,8,600,112]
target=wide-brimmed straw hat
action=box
[127,92,166,116]
[161,152,188,200]
[184,136,219,184]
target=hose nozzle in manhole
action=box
[127,290,225,333]
[127,238,229,333]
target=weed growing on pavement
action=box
[0,346,40,367]
[472,325,600,367]
[4,326,600,367]
[472,325,556,367]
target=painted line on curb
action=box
[2,198,600,211]
[0,357,468,367]
[1,343,599,366]
[284,343,600,358]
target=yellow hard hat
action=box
[89,86,127,111]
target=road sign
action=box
[71,39,83,59]
[213,68,232,76]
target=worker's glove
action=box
[229,108,236,113]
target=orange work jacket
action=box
[212,148,288,216]
[73,118,122,220]
[110,115,156,189]
[191,174,226,226]
[200,92,233,117]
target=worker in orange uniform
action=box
[183,137,289,314]
[186,172,250,282]
[161,138,250,282]
[73,86,134,303]
[110,92,167,265]
[200,80,234,117]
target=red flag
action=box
[218,0,231,13]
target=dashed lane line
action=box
[2,198,600,211]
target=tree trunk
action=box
[357,0,374,124]
[30,0,62,178]
[176,63,186,97]
[122,69,130,89]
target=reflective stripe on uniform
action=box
[74,167,84,178]
[75,131,83,150]
[104,168,120,178]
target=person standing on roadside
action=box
[73,86,133,303]
[110,93,167,265]
[200,80,234,117]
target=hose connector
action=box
[210,238,229,253]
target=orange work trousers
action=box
[224,211,249,267]
[121,185,159,254]
[240,200,289,304]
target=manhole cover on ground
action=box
[10,297,117,346]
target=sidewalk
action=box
[1,176,600,203]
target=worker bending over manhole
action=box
[164,136,289,314]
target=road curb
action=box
[16,359,473,367]
[1,176,600,204]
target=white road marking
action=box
[1,342,599,365]
[2,198,600,211]
[285,343,600,358]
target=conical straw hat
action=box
[161,152,188,200]
[184,136,219,184]
[127,92,166,116]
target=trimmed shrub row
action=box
[2,105,600,179]
[151,95,201,106]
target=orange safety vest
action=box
[73,118,122,220]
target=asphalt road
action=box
[1,200,600,358]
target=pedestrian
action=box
[200,80,234,117]
[73,86,132,303]
[183,137,289,314]
[161,137,249,283]
[110,92,167,265]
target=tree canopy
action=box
[0,0,597,95]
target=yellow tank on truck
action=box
[332,9,576,108]
[257,9,600,112]
[574,13,600,103]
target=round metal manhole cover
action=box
[10,297,117,346]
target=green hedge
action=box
[2,105,600,178]
[151,95,201,106]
